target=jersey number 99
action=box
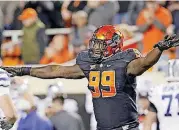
[89,71,116,98]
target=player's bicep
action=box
[58,64,85,79]
[127,57,147,76]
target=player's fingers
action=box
[173,43,179,47]
[164,34,174,40]
[164,34,175,42]
[164,35,170,40]
[175,38,179,43]
[171,38,179,43]
[172,41,179,47]
[7,72,12,77]
[170,34,176,39]
[164,35,169,39]
[168,34,176,41]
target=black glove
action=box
[154,34,179,51]
[0,118,14,130]
[1,67,31,77]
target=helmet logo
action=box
[113,34,119,41]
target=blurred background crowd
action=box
[0,0,178,130]
[1,0,179,66]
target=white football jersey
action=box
[149,82,179,130]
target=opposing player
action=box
[136,77,158,130]
[144,59,179,130]
[2,25,179,130]
[0,68,17,130]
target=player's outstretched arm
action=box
[127,34,179,76]
[30,64,85,79]
[2,64,85,79]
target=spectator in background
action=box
[61,1,87,27]
[113,1,130,24]
[1,38,23,66]
[11,1,25,30]
[68,1,87,13]
[25,1,65,28]
[127,1,145,25]
[50,95,85,130]
[167,1,179,59]
[158,0,169,8]
[85,1,118,28]
[61,1,73,28]
[49,1,64,28]
[116,24,143,51]
[136,1,172,54]
[19,8,48,64]
[84,1,99,21]
[10,77,53,130]
[0,1,20,30]
[40,35,73,64]
[45,82,84,128]
[24,1,54,28]
[70,11,96,57]
[168,1,179,35]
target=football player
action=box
[136,77,158,130]
[144,59,179,130]
[0,68,17,130]
[2,25,179,130]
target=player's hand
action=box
[0,117,14,130]
[0,67,20,77]
[154,34,179,51]
[0,67,31,77]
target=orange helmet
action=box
[89,25,124,62]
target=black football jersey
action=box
[76,49,141,130]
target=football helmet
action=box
[89,25,124,62]
[166,59,179,81]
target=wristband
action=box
[21,67,32,76]
[153,43,163,52]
